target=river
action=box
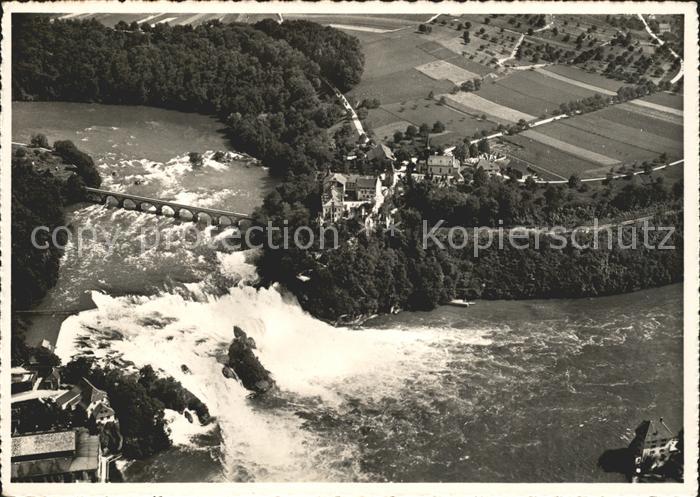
[12,101,683,483]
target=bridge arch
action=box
[195,212,214,225]
[177,208,194,221]
[139,202,158,214]
[161,205,176,217]
[218,216,233,227]
[86,192,105,204]
[83,188,251,226]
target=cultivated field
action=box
[629,98,683,117]
[498,136,602,180]
[345,21,504,142]
[476,70,599,116]
[57,12,249,26]
[520,129,618,165]
[445,92,535,123]
[373,121,416,141]
[416,60,480,85]
[373,99,501,140]
[640,92,683,110]
[616,102,683,126]
[544,65,625,93]
[556,114,683,159]
[533,68,617,96]
[596,106,683,141]
[284,14,429,32]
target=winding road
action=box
[637,14,683,84]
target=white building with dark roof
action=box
[320,171,383,222]
[419,154,463,182]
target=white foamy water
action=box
[53,251,492,481]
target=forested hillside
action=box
[254,19,365,91]
[13,16,363,176]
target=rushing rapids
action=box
[15,101,683,482]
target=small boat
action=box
[448,299,475,307]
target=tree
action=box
[567,174,581,188]
[393,131,404,142]
[428,90,434,99]
[30,133,49,149]
[53,140,101,187]
[484,18,491,25]
[527,28,534,35]
[432,121,446,133]
[453,143,468,162]
[472,167,488,187]
[406,124,418,138]
[477,139,490,154]
[544,184,564,210]
[463,31,470,44]
[464,21,472,30]
[469,143,479,158]
[473,78,482,91]
[524,175,538,191]
[419,123,431,136]
[461,80,474,92]
[438,95,447,105]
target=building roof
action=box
[368,143,395,161]
[55,377,107,411]
[55,386,81,407]
[476,157,500,172]
[427,155,458,167]
[355,176,379,189]
[78,378,107,410]
[92,403,115,419]
[12,431,76,458]
[11,430,100,479]
[325,172,347,185]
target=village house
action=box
[366,143,396,163]
[657,22,671,33]
[320,171,383,222]
[419,154,463,183]
[473,156,501,176]
[90,403,117,425]
[39,367,62,391]
[11,366,40,394]
[55,377,114,424]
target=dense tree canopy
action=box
[13,16,362,177]
[254,19,365,92]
